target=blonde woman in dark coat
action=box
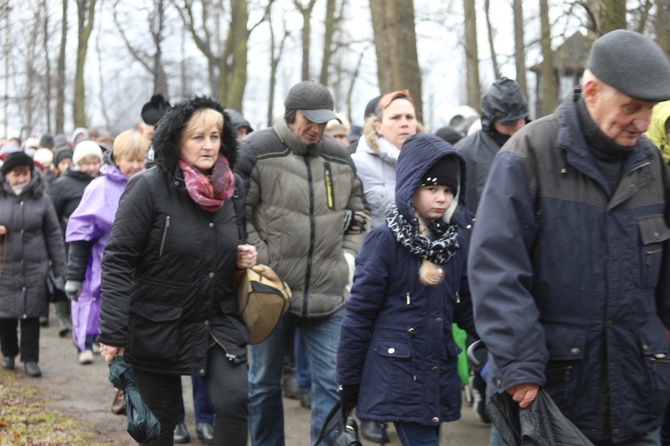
[0,152,66,377]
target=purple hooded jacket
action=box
[66,163,129,352]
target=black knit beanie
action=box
[1,151,34,175]
[419,156,459,194]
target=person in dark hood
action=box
[98,96,256,446]
[225,109,254,142]
[455,77,529,212]
[337,133,476,446]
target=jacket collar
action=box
[273,117,324,157]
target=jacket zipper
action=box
[159,215,170,256]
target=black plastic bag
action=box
[314,400,364,446]
[485,388,593,446]
[46,273,67,303]
[108,356,161,443]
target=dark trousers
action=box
[134,344,248,446]
[177,375,214,424]
[0,317,40,362]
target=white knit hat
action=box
[33,148,54,167]
[73,140,103,165]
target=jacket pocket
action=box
[543,323,585,418]
[128,301,183,364]
[637,320,670,418]
[638,215,670,288]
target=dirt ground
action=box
[14,311,491,445]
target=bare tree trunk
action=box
[42,0,52,133]
[539,0,556,117]
[513,0,528,100]
[655,0,670,58]
[484,0,500,79]
[266,7,288,126]
[74,0,97,128]
[462,0,480,112]
[25,2,42,136]
[55,0,67,134]
[226,0,249,111]
[369,0,423,122]
[293,0,317,81]
[600,0,626,33]
[3,4,9,138]
[319,0,336,86]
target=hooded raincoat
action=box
[65,163,130,353]
[646,100,670,165]
[337,133,476,426]
[456,77,528,212]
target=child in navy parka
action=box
[336,133,477,445]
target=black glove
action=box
[339,384,360,418]
[343,211,367,235]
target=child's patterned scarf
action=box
[385,202,459,264]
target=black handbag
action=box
[314,400,364,446]
[46,273,67,303]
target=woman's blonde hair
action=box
[112,130,150,162]
[416,215,445,286]
[179,108,224,147]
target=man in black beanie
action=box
[469,29,670,446]
[139,94,171,142]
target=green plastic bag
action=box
[452,323,470,385]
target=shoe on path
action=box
[78,350,94,365]
[173,422,191,443]
[24,362,41,377]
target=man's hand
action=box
[339,384,360,418]
[64,280,83,301]
[507,383,540,408]
[343,211,367,235]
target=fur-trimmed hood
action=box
[152,96,238,176]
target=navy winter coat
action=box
[337,134,476,426]
[469,90,670,443]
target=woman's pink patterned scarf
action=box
[178,155,234,212]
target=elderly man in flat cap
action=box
[236,80,369,445]
[469,30,670,446]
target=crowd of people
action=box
[2,28,670,446]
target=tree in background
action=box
[369,0,423,122]
[462,0,480,113]
[180,0,273,113]
[113,0,169,97]
[539,0,556,117]
[513,0,528,101]
[74,0,97,128]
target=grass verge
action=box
[0,369,95,445]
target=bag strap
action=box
[0,233,6,278]
[313,399,343,446]
[232,173,246,245]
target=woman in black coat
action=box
[98,96,256,446]
[0,152,66,378]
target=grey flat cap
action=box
[588,29,670,102]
